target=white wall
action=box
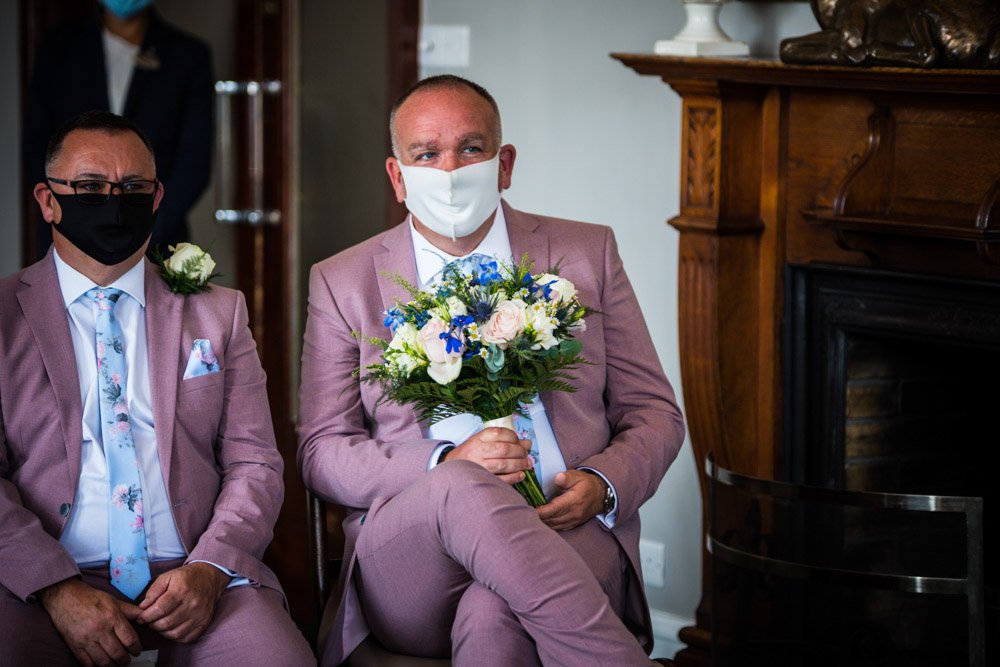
[0,2,21,277]
[421,0,818,657]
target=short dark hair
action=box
[45,110,155,170]
[389,74,502,157]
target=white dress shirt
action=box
[407,207,618,525]
[54,250,187,565]
[54,251,247,583]
[102,29,139,116]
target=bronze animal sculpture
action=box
[780,0,1000,68]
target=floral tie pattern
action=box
[88,287,151,600]
[513,409,542,497]
[430,252,498,286]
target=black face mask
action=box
[51,193,155,265]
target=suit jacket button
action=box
[59,503,71,516]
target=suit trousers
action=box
[354,460,653,667]
[0,558,315,666]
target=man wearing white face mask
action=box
[299,75,685,666]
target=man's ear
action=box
[33,182,59,224]
[386,157,407,203]
[153,181,165,213]
[498,144,516,191]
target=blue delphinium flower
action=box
[439,331,464,354]
[539,278,557,301]
[383,307,405,332]
[477,259,502,285]
[413,310,431,329]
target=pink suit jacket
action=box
[299,201,686,665]
[0,253,284,602]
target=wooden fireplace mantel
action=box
[612,53,1000,666]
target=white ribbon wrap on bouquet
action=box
[481,415,516,430]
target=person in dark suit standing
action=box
[23,0,213,260]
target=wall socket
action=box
[639,539,666,588]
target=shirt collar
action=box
[409,203,513,288]
[53,249,147,309]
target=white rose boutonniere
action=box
[157,243,221,294]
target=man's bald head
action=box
[389,75,502,158]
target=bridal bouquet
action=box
[357,254,590,506]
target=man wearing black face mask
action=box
[23,0,213,260]
[0,112,314,666]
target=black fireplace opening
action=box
[774,264,1000,665]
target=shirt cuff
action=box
[427,443,455,471]
[186,560,251,588]
[578,466,619,528]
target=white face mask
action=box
[399,154,502,241]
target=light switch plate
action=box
[419,25,470,68]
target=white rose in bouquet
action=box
[418,316,464,385]
[481,299,527,349]
[535,273,577,304]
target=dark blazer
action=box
[24,10,214,257]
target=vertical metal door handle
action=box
[214,80,283,225]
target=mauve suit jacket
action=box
[299,201,686,665]
[0,254,284,602]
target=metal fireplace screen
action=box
[708,455,984,667]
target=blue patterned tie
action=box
[431,252,497,285]
[88,287,151,600]
[512,409,542,496]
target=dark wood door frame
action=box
[19,0,98,266]
[384,0,420,229]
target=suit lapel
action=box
[144,260,182,485]
[373,222,420,313]
[504,201,550,274]
[16,257,85,494]
[502,203,567,439]
[372,222,424,429]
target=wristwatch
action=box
[600,480,616,515]
[585,471,615,515]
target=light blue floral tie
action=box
[513,409,542,495]
[88,287,151,600]
[429,252,497,285]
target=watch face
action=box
[603,487,615,514]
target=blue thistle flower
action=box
[469,299,495,323]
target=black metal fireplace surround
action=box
[708,264,998,666]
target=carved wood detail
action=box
[805,102,1000,262]
[685,107,717,210]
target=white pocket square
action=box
[183,339,220,380]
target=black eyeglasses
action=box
[46,177,159,205]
